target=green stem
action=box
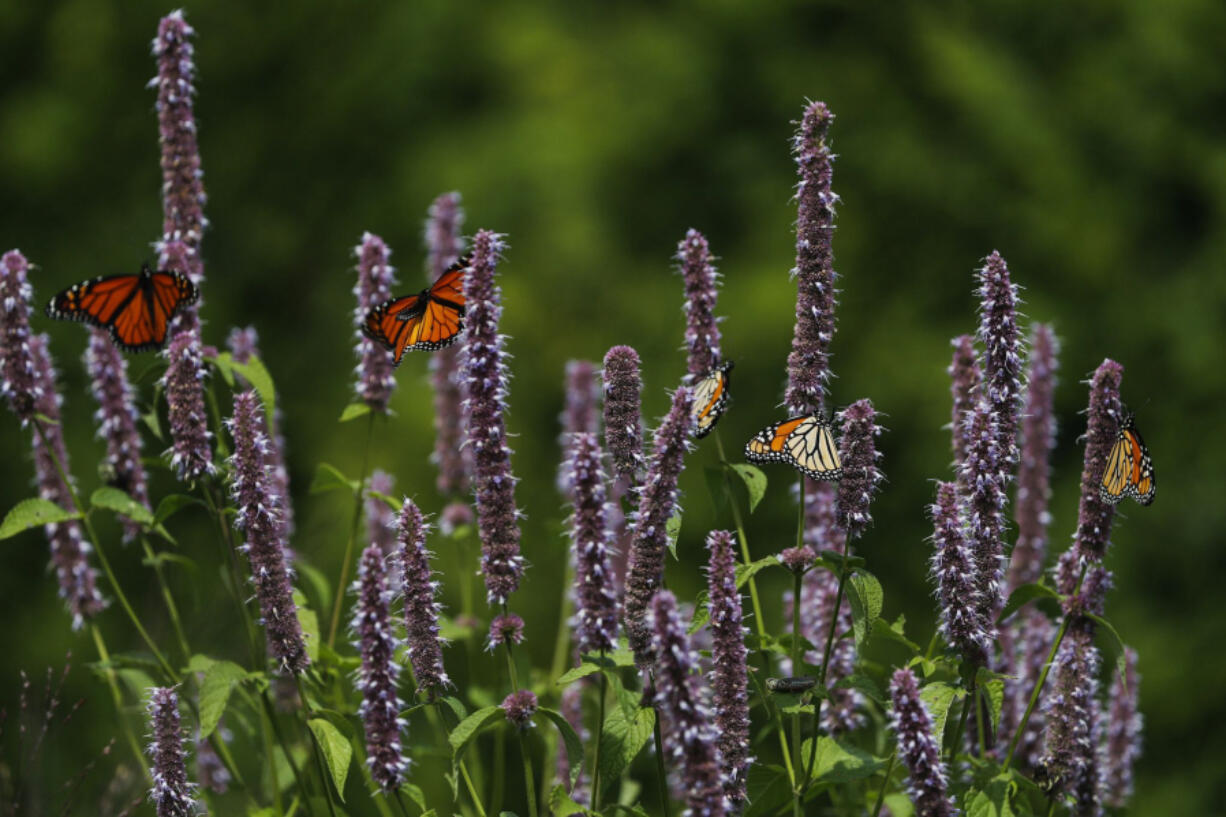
[328,412,376,647]
[651,713,672,817]
[433,701,489,817]
[948,677,976,763]
[976,685,988,757]
[392,789,413,817]
[140,535,191,663]
[790,569,804,801]
[90,624,150,780]
[295,678,339,817]
[591,657,607,809]
[261,691,314,817]
[870,751,897,817]
[807,524,852,787]
[202,479,263,667]
[1002,562,1089,770]
[519,731,539,817]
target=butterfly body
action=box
[1099,414,1156,506]
[745,414,842,481]
[362,256,468,363]
[691,360,733,438]
[45,263,198,352]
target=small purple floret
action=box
[147,686,197,817]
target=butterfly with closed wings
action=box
[745,414,842,481]
[361,255,468,364]
[45,262,199,352]
[1099,413,1156,506]
[691,360,733,438]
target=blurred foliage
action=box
[0,0,1223,812]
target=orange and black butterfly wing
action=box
[1123,425,1156,505]
[407,298,464,351]
[1099,418,1156,506]
[427,256,468,306]
[362,293,425,365]
[1098,434,1132,505]
[692,361,733,438]
[745,415,842,481]
[46,266,197,352]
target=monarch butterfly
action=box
[744,414,842,481]
[361,255,467,364]
[691,360,733,438]
[1099,414,1156,506]
[44,263,199,352]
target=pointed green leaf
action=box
[307,718,352,802]
[597,702,654,786]
[872,616,921,653]
[403,783,427,812]
[967,773,1018,817]
[199,660,247,738]
[832,673,885,704]
[665,512,682,560]
[90,486,154,526]
[0,499,81,540]
[449,705,504,777]
[803,735,885,783]
[1085,613,1128,681]
[555,663,602,686]
[539,707,584,787]
[207,352,236,387]
[919,681,965,746]
[294,590,321,662]
[729,464,767,512]
[846,570,884,649]
[230,355,277,420]
[153,494,203,526]
[338,402,371,423]
[547,784,586,816]
[745,764,791,817]
[310,462,359,495]
[997,582,1060,624]
[975,666,1006,735]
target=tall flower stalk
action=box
[977,251,1025,466]
[398,498,450,699]
[930,481,989,664]
[1102,647,1142,808]
[558,359,600,493]
[352,232,398,412]
[705,530,750,807]
[568,433,618,656]
[948,334,980,472]
[85,330,150,541]
[677,229,723,381]
[146,687,197,817]
[889,668,956,817]
[1009,323,1059,590]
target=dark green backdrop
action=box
[1,0,1223,812]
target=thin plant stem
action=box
[1002,562,1089,770]
[591,654,608,808]
[260,690,315,817]
[262,700,284,816]
[32,420,176,682]
[870,750,897,817]
[948,677,977,763]
[518,731,539,817]
[790,569,804,804]
[392,789,413,817]
[806,524,852,788]
[328,411,376,647]
[139,535,191,662]
[201,479,263,667]
[433,700,489,817]
[89,624,149,780]
[976,685,988,756]
[294,678,339,817]
[651,712,672,817]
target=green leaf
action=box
[846,570,884,649]
[883,793,916,817]
[597,703,654,786]
[296,560,333,612]
[308,718,352,802]
[967,773,1018,817]
[730,463,767,512]
[199,660,247,738]
[141,407,163,441]
[230,355,277,420]
[310,462,358,495]
[403,783,427,812]
[975,666,1006,735]
[90,486,154,526]
[872,617,921,653]
[555,663,602,686]
[832,673,885,704]
[804,736,885,783]
[539,707,584,787]
[154,494,203,526]
[1085,613,1128,681]
[547,784,587,817]
[997,582,1060,624]
[688,555,777,633]
[919,681,966,746]
[294,591,321,662]
[338,402,371,423]
[449,705,504,777]
[665,512,682,560]
[744,764,792,817]
[0,499,81,540]
[207,352,236,387]
[703,465,730,514]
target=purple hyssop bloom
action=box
[650,590,728,817]
[959,399,1008,632]
[1009,323,1059,591]
[977,251,1024,465]
[162,328,214,481]
[705,531,750,806]
[889,668,956,817]
[1102,647,1141,808]
[147,687,197,817]
[425,192,471,498]
[397,498,450,697]
[1003,607,1056,769]
[930,481,989,664]
[228,391,308,673]
[1073,359,1124,563]
[86,330,150,541]
[501,689,538,730]
[778,545,816,574]
[558,359,600,494]
[461,231,525,604]
[622,386,694,665]
[351,544,408,790]
[366,471,398,559]
[568,433,618,655]
[602,345,645,484]
[836,399,883,540]
[487,613,526,651]
[677,229,723,381]
[0,249,38,422]
[1040,623,1102,800]
[948,334,981,472]
[785,101,839,416]
[352,232,399,412]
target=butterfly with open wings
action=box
[361,255,468,364]
[45,263,199,352]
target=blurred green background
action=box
[1,0,1224,812]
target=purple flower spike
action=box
[0,250,37,422]
[1103,647,1142,808]
[86,330,150,541]
[778,545,816,574]
[425,193,471,498]
[785,101,839,416]
[889,668,956,817]
[1074,360,1124,562]
[959,400,1008,629]
[147,687,197,817]
[977,252,1024,463]
[462,231,525,604]
[706,531,750,806]
[152,11,207,288]
[28,334,106,628]
[677,229,723,381]
[228,390,308,674]
[162,329,214,481]
[623,386,695,665]
[568,433,618,655]
[602,345,645,484]
[999,608,1056,767]
[366,471,398,558]
[650,590,728,817]
[930,481,989,662]
[501,689,538,731]
[1009,324,1059,591]
[948,334,981,471]
[351,544,408,790]
[1039,624,1101,798]
[398,498,450,697]
[352,232,399,412]
[836,399,883,540]
[487,613,526,652]
[558,360,600,493]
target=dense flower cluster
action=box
[601,345,645,484]
[835,398,883,539]
[677,229,723,381]
[351,544,407,790]
[146,687,197,817]
[426,192,471,498]
[501,689,538,730]
[162,326,213,481]
[487,613,526,651]
[889,668,955,817]
[1103,648,1142,808]
[1009,323,1058,590]
[558,359,600,493]
[352,232,398,411]
[959,400,1008,630]
[1073,360,1124,561]
[976,251,1024,465]
[85,330,149,541]
[398,498,450,697]
[705,531,750,805]
[947,334,980,471]
[930,481,989,663]
[568,432,618,655]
